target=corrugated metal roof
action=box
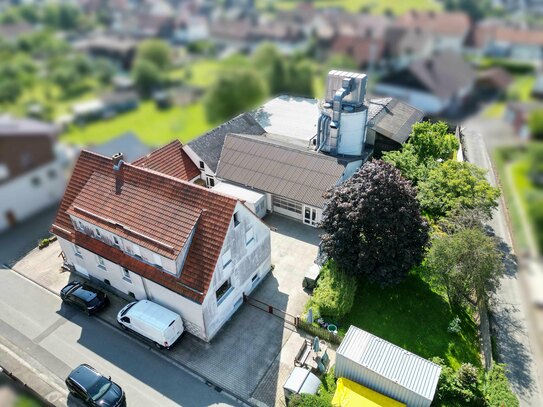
[337,326,441,401]
[216,134,349,208]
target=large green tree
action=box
[136,39,171,69]
[203,69,266,123]
[417,160,500,218]
[320,160,430,286]
[426,227,504,307]
[132,59,163,97]
[383,121,458,185]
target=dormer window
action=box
[199,160,205,170]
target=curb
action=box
[4,265,254,407]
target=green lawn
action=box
[62,101,213,147]
[494,145,543,254]
[170,59,224,88]
[256,0,441,14]
[338,273,481,369]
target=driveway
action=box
[9,214,329,407]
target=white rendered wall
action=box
[0,158,66,232]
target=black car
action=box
[60,282,109,315]
[66,364,126,407]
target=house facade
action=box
[52,149,271,342]
[0,116,67,232]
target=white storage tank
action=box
[337,108,367,156]
[335,326,441,407]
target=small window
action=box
[199,160,205,170]
[97,255,106,269]
[74,244,82,257]
[47,169,57,179]
[206,176,215,187]
[246,228,254,246]
[122,268,130,278]
[95,228,101,237]
[216,279,232,303]
[153,253,162,268]
[113,236,120,246]
[31,176,41,186]
[78,221,84,230]
[132,244,141,258]
[233,212,240,227]
[222,249,232,269]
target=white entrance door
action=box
[303,206,318,227]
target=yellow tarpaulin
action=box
[332,378,406,407]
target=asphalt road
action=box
[0,269,236,407]
[462,123,543,406]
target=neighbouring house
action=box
[470,19,543,61]
[505,101,543,139]
[51,147,272,342]
[476,67,513,97]
[87,132,150,163]
[335,326,441,407]
[395,10,471,53]
[375,51,477,115]
[172,16,209,44]
[184,71,423,226]
[0,116,68,232]
[383,27,435,71]
[74,36,137,71]
[329,35,385,70]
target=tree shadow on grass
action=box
[339,273,481,368]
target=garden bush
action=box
[484,364,519,407]
[307,261,357,321]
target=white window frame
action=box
[122,267,131,282]
[222,249,232,269]
[246,228,255,246]
[97,255,106,269]
[74,244,82,257]
[132,244,142,258]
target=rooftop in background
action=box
[395,10,471,37]
[87,132,150,163]
[0,115,58,138]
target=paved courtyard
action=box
[9,214,334,406]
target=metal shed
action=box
[335,326,441,407]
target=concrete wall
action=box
[0,158,66,232]
[201,202,271,340]
[58,236,207,339]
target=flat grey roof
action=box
[216,133,356,208]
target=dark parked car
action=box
[66,364,126,407]
[60,282,109,315]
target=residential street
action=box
[462,120,543,406]
[0,268,236,407]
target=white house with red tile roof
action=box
[51,149,271,341]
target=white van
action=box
[117,300,184,349]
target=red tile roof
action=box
[330,35,384,67]
[132,139,200,181]
[396,10,471,38]
[52,150,237,303]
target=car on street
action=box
[65,364,126,407]
[60,281,109,315]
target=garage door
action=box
[272,195,303,220]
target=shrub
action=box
[288,394,330,407]
[484,364,519,407]
[447,316,462,334]
[307,261,357,321]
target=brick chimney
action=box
[112,152,124,194]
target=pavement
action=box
[462,119,543,406]
[3,214,336,407]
